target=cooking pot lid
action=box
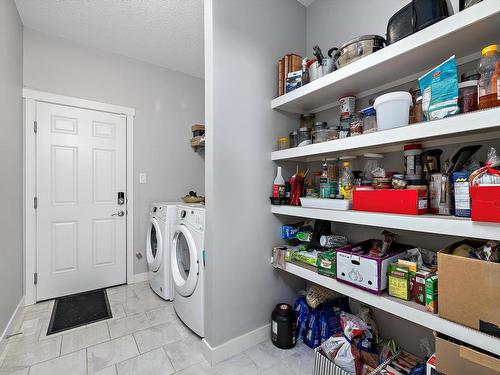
[339,35,386,50]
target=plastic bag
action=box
[470,147,500,185]
[306,284,340,309]
[419,56,459,121]
[328,312,371,374]
[304,307,322,348]
[319,297,350,342]
[293,297,309,340]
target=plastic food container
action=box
[297,127,312,146]
[373,92,412,130]
[313,128,337,144]
[361,107,377,133]
[349,112,363,136]
[458,80,478,114]
[277,137,289,150]
[339,96,356,118]
[289,131,299,148]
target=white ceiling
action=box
[297,0,316,6]
[15,0,205,78]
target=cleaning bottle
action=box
[273,166,285,198]
[340,161,354,200]
[478,44,500,109]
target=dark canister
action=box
[271,303,296,349]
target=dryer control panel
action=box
[178,208,204,231]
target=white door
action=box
[171,225,199,297]
[36,102,127,300]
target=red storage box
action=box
[470,185,500,223]
[353,189,429,215]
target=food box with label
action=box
[438,240,500,335]
[336,240,412,294]
[353,189,429,215]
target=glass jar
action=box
[328,126,339,140]
[339,117,350,139]
[297,127,312,147]
[289,131,299,148]
[361,107,377,133]
[458,80,478,113]
[363,153,384,183]
[277,137,289,150]
[349,112,363,136]
[414,96,424,123]
[300,114,316,128]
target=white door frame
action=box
[23,89,135,306]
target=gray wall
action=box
[204,0,306,348]
[23,29,205,275]
[306,0,459,55]
[0,0,24,334]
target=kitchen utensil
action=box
[387,0,451,45]
[333,35,386,68]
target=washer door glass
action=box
[171,225,198,297]
[146,218,163,272]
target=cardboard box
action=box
[336,240,411,294]
[435,334,500,375]
[388,263,411,300]
[470,185,500,223]
[425,274,438,313]
[438,240,500,335]
[317,250,336,278]
[414,270,434,305]
[353,189,429,215]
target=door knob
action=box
[112,211,125,217]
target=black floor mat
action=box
[47,289,112,335]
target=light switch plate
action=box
[139,173,147,184]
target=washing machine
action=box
[171,204,205,337]
[146,202,178,300]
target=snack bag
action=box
[419,56,459,121]
[319,297,349,342]
[293,297,309,340]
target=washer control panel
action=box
[178,208,204,231]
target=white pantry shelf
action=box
[271,205,500,240]
[275,261,500,356]
[272,108,500,161]
[271,1,500,114]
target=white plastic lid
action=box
[373,91,413,109]
[458,80,478,89]
[363,153,384,159]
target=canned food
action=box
[339,96,356,118]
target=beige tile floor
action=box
[0,282,313,375]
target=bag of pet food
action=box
[293,297,309,340]
[319,297,350,342]
[304,307,322,348]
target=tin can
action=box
[339,96,356,118]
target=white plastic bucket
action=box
[373,91,413,130]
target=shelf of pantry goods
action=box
[271,1,500,114]
[271,205,500,240]
[275,261,500,356]
[272,108,500,161]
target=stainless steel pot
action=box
[309,46,337,81]
[334,35,386,68]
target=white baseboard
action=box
[0,297,25,342]
[202,323,270,365]
[131,272,149,284]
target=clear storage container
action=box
[297,127,312,146]
[349,112,363,136]
[289,131,299,148]
[361,107,377,133]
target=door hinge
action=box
[34,121,38,133]
[34,197,38,209]
[34,273,38,285]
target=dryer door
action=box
[146,218,163,272]
[171,225,199,297]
